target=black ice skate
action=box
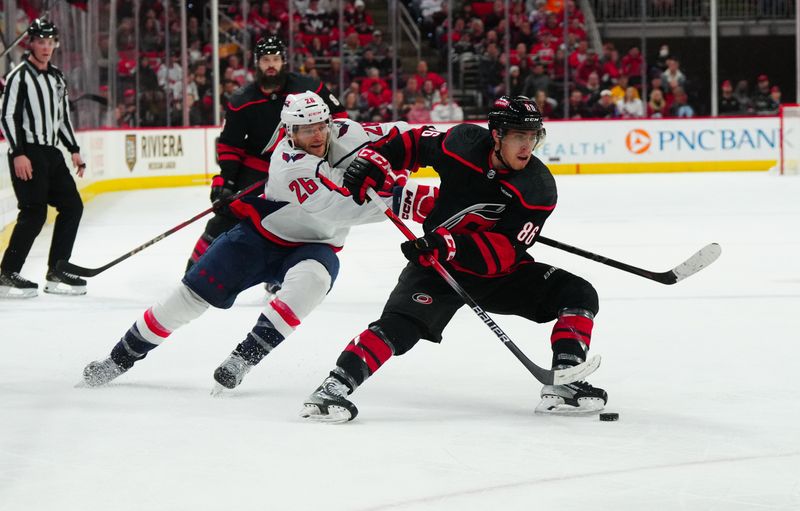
[0,272,38,298]
[83,357,128,387]
[300,376,358,423]
[212,352,253,392]
[536,380,608,415]
[44,269,87,296]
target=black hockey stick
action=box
[365,189,600,386]
[56,178,267,278]
[536,236,721,285]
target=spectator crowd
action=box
[20,0,788,127]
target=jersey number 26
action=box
[289,178,319,203]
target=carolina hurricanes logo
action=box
[282,152,306,162]
[412,293,433,305]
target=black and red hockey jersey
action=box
[377,123,557,277]
[216,72,346,183]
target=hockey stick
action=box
[536,236,722,285]
[365,188,600,386]
[56,178,268,278]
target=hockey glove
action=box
[393,180,438,223]
[400,227,456,267]
[210,175,236,214]
[343,148,393,204]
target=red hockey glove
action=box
[400,227,456,267]
[210,175,237,215]
[392,180,438,223]
[343,148,393,204]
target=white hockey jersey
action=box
[234,119,410,249]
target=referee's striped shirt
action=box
[1,58,80,157]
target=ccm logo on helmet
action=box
[412,293,433,305]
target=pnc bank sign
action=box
[624,127,777,154]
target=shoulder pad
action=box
[447,124,492,145]
[443,123,492,154]
[227,83,261,109]
[500,157,557,209]
[286,73,322,94]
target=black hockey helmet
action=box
[254,36,286,63]
[27,18,59,40]
[488,95,544,135]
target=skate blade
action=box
[44,282,87,296]
[0,286,38,298]
[299,404,353,424]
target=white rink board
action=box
[0,172,799,511]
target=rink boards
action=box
[0,115,781,251]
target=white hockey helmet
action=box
[281,91,331,143]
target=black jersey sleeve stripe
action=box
[59,82,80,152]
[29,71,49,145]
[1,67,24,153]
[42,72,56,145]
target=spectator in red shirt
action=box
[568,18,586,41]
[414,60,445,90]
[575,50,602,88]
[601,47,621,88]
[531,31,558,68]
[568,39,589,69]
[364,79,392,109]
[621,46,644,87]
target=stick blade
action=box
[669,243,722,284]
[551,355,602,385]
[55,259,104,278]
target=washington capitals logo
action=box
[336,122,349,137]
[282,152,306,162]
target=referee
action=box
[0,19,87,298]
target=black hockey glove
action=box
[343,148,393,204]
[210,175,236,214]
[400,227,457,267]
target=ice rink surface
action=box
[1,172,799,510]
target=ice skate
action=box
[83,357,128,387]
[213,352,253,390]
[535,380,608,415]
[44,270,87,296]
[300,376,358,423]
[0,272,38,298]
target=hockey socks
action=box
[110,320,161,369]
[234,313,285,365]
[332,326,395,391]
[550,308,594,368]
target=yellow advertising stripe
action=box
[415,161,775,177]
[1,174,210,253]
[558,160,776,174]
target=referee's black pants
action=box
[1,146,83,274]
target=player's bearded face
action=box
[257,54,286,90]
[294,122,330,157]
[497,129,541,170]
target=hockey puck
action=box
[599,413,619,422]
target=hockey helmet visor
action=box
[488,95,546,148]
[281,91,332,141]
